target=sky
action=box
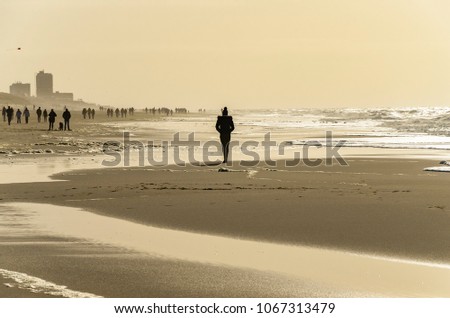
[1,0,450,109]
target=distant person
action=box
[23,107,30,124]
[62,108,71,131]
[43,109,48,123]
[215,107,235,163]
[48,109,57,131]
[91,109,95,119]
[36,107,42,123]
[87,108,92,119]
[115,108,120,118]
[82,108,87,119]
[16,109,22,124]
[6,106,14,125]
[2,106,6,122]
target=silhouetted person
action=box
[16,109,22,124]
[23,107,30,124]
[87,108,92,119]
[43,109,48,123]
[91,109,95,119]
[48,109,57,130]
[63,108,71,131]
[115,108,120,117]
[6,106,13,125]
[2,106,6,122]
[82,108,87,119]
[36,107,42,123]
[215,107,235,163]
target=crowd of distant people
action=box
[2,105,72,131]
[105,107,135,118]
[2,104,197,131]
[142,107,190,116]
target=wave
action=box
[0,268,102,298]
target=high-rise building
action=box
[9,82,31,97]
[36,70,53,97]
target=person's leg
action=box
[224,142,230,163]
[220,134,231,163]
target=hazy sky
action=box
[2,0,450,109]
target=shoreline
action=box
[2,201,450,297]
[1,109,450,297]
[0,157,449,297]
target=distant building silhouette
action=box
[36,70,53,97]
[9,82,31,97]
[53,91,73,102]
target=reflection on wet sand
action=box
[5,202,450,297]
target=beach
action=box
[0,108,450,297]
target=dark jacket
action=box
[63,110,71,120]
[215,116,235,135]
[48,110,57,122]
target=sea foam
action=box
[0,268,102,298]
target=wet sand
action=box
[1,158,450,297]
[0,216,343,298]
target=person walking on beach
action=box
[43,109,48,123]
[23,107,30,124]
[87,108,92,119]
[2,106,6,122]
[82,108,87,119]
[63,108,71,131]
[36,107,42,123]
[16,109,22,124]
[48,109,57,131]
[6,106,14,125]
[91,109,95,119]
[215,107,235,163]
